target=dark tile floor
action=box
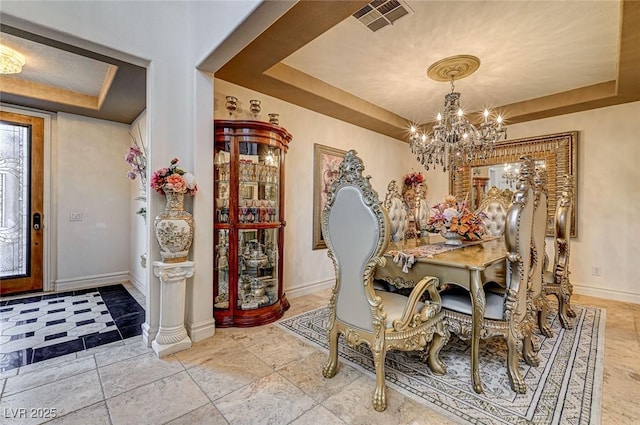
[0,284,144,372]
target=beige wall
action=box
[500,101,640,303]
[55,113,131,289]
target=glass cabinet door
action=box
[237,228,279,310]
[214,228,230,310]
[238,142,280,224]
[214,143,230,224]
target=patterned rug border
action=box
[276,304,605,425]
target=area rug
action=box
[276,303,605,424]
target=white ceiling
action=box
[282,0,620,124]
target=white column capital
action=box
[153,261,195,283]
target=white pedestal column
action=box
[152,261,195,357]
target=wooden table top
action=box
[386,237,507,270]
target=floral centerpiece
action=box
[403,171,424,190]
[150,158,198,196]
[425,195,485,244]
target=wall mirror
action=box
[450,131,577,237]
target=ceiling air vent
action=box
[352,0,414,32]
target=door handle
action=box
[33,213,41,230]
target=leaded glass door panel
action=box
[0,111,44,295]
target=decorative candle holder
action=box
[249,99,261,118]
[225,96,238,117]
[268,113,280,125]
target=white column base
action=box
[152,261,195,358]
[152,335,192,357]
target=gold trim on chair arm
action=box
[392,276,441,332]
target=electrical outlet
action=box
[592,266,601,276]
[69,212,82,222]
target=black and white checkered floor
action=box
[0,284,145,371]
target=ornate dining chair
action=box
[439,156,539,394]
[477,186,509,236]
[321,150,449,412]
[530,162,553,338]
[543,175,575,329]
[383,180,409,244]
[501,188,514,205]
[477,186,509,293]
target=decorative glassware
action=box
[441,230,463,245]
[268,113,279,125]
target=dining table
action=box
[374,235,507,393]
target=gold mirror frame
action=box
[450,131,577,237]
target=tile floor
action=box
[0,285,145,372]
[0,285,638,424]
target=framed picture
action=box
[312,143,347,250]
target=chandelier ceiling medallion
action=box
[0,44,26,75]
[409,55,506,173]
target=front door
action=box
[0,111,45,295]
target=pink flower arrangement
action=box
[125,136,147,186]
[403,171,424,189]
[125,127,148,219]
[150,158,198,196]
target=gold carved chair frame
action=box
[450,131,577,237]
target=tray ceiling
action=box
[0,25,145,124]
[213,0,640,141]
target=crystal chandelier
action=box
[409,55,506,173]
[502,163,521,187]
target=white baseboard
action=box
[54,271,130,292]
[573,284,640,305]
[128,274,146,297]
[141,322,157,348]
[286,278,335,299]
[186,318,216,342]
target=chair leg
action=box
[564,279,576,318]
[424,324,448,375]
[523,326,540,367]
[557,294,574,330]
[372,345,388,412]
[537,302,553,338]
[322,326,339,379]
[506,331,527,394]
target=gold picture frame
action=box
[313,143,347,249]
[450,131,578,237]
